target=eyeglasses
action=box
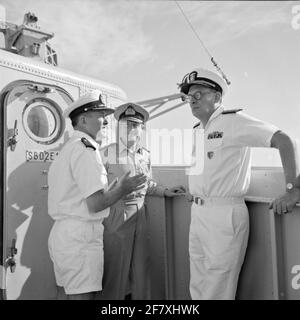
[181,90,215,102]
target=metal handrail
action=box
[245,196,300,207]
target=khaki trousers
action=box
[101,201,151,300]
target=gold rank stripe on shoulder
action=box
[81,137,96,150]
[222,108,243,114]
[193,122,201,129]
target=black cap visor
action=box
[119,111,144,124]
[180,78,222,95]
[69,101,114,119]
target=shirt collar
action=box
[209,105,224,122]
[72,130,99,150]
[119,138,141,155]
[198,105,224,129]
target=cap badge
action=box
[189,71,197,82]
[125,106,136,116]
[98,94,105,106]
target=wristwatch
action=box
[286,183,294,191]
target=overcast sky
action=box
[1,0,300,166]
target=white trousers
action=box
[189,199,249,300]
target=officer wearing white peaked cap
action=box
[48,91,147,299]
[180,67,299,300]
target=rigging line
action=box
[149,102,186,121]
[149,102,166,115]
[175,1,231,85]
[175,1,212,59]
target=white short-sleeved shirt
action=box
[48,130,109,221]
[188,106,279,198]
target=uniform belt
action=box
[192,196,244,206]
[124,199,144,211]
[124,192,145,201]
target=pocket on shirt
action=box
[137,159,151,177]
[206,138,223,150]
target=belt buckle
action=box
[194,196,204,206]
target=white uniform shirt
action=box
[48,130,109,221]
[189,106,279,198]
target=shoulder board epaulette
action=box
[222,108,243,114]
[193,122,201,129]
[141,147,150,154]
[81,137,96,150]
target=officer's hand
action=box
[185,190,193,202]
[164,185,187,197]
[269,188,300,215]
[119,171,148,194]
[107,177,119,191]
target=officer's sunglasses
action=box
[181,89,216,102]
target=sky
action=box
[1,0,300,166]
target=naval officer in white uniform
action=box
[179,68,299,299]
[47,91,147,300]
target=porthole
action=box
[22,98,63,144]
